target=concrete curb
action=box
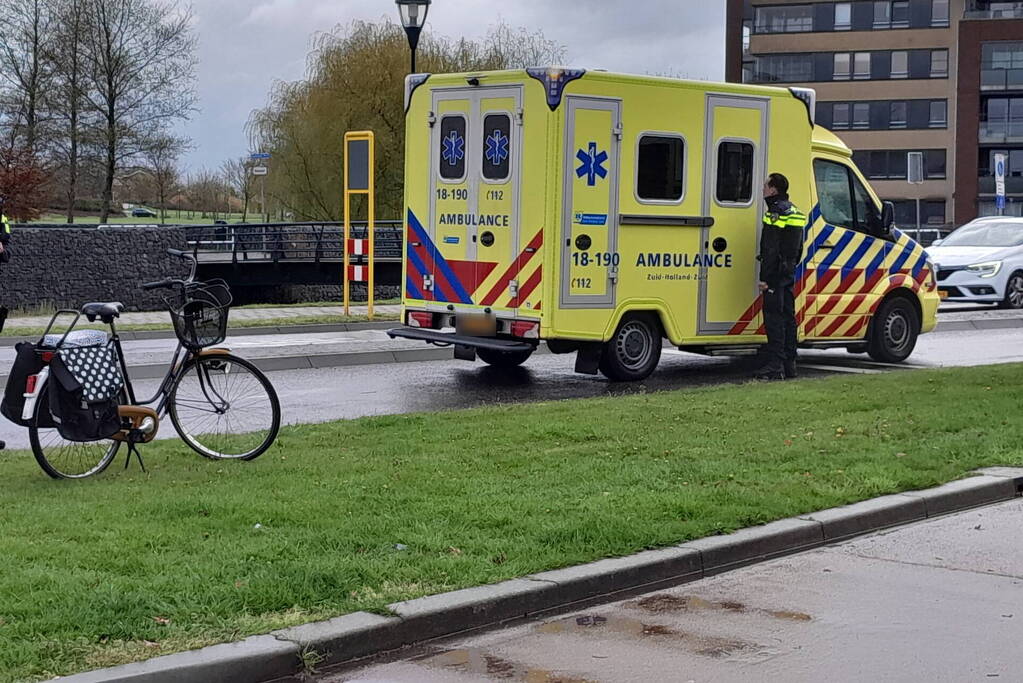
[1,320,398,345]
[51,468,1023,683]
[937,317,1023,332]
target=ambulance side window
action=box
[715,140,754,205]
[813,159,856,230]
[482,114,511,182]
[814,159,883,236]
[636,134,685,203]
[439,115,467,181]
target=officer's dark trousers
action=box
[762,280,797,367]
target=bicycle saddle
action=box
[81,301,124,321]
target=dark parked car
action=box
[131,207,157,218]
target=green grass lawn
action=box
[1,364,1021,680]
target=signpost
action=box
[907,151,924,230]
[251,153,271,222]
[343,131,376,318]
[995,152,1007,215]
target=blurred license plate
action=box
[456,314,497,337]
[938,290,949,300]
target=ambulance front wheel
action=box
[477,347,534,368]
[599,314,662,382]
[867,296,920,363]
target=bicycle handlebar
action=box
[167,248,187,258]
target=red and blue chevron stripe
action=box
[405,209,473,304]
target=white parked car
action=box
[928,216,1023,309]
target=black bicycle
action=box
[24,249,281,479]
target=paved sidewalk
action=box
[4,304,402,328]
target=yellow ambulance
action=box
[388,68,940,381]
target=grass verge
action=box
[1,364,1021,680]
[0,314,400,339]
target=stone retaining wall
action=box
[0,226,190,311]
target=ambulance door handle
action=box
[819,242,835,250]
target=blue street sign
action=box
[997,195,1006,210]
[250,152,271,160]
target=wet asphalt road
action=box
[329,499,1023,683]
[2,324,1022,450]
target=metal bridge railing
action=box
[183,221,403,264]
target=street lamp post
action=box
[396,0,430,73]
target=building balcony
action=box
[978,176,1023,194]
[965,1,1023,19]
[979,122,1023,143]
[980,68,1023,91]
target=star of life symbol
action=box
[576,141,608,186]
[485,129,509,166]
[442,130,465,166]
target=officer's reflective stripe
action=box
[763,212,806,229]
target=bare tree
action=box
[221,157,255,222]
[0,0,53,153]
[83,0,197,222]
[144,134,183,224]
[45,0,92,223]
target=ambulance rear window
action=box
[482,114,511,181]
[716,141,754,205]
[637,135,685,202]
[439,115,467,181]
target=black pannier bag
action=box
[47,345,124,442]
[1,342,46,427]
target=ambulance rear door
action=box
[428,86,523,309]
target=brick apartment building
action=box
[726,0,1023,228]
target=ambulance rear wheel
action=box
[477,347,533,368]
[868,296,919,363]
[599,314,662,382]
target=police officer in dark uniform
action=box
[754,173,805,380]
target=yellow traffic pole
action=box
[367,133,376,320]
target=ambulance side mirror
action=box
[881,201,895,237]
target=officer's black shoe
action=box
[752,365,785,381]
[784,360,798,379]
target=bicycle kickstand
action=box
[124,429,147,473]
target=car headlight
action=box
[966,261,1002,278]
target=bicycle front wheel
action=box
[28,386,121,480]
[168,354,280,460]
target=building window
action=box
[981,42,1023,90]
[926,149,947,179]
[834,53,851,80]
[636,135,685,202]
[754,4,814,34]
[854,150,945,180]
[833,103,850,129]
[929,100,947,128]
[853,103,871,129]
[752,54,814,83]
[873,1,892,28]
[890,101,908,128]
[891,51,908,79]
[854,52,871,80]
[932,0,950,26]
[716,141,755,205]
[931,50,949,77]
[891,1,910,28]
[834,2,852,30]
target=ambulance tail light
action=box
[407,311,436,329]
[510,321,539,339]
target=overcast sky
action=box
[178,1,726,171]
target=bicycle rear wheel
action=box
[168,354,280,460]
[28,386,120,479]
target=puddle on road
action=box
[536,614,756,659]
[629,594,812,622]
[414,647,591,682]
